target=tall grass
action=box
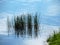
[47,30,60,45]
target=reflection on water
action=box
[0,16,59,45]
[0,13,59,45]
[7,13,39,38]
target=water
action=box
[0,18,59,45]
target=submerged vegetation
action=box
[47,30,60,45]
[7,13,39,38]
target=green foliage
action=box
[22,15,26,35]
[47,31,60,45]
[14,15,26,37]
[14,13,39,38]
[7,16,11,36]
[34,14,38,37]
[27,14,32,37]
